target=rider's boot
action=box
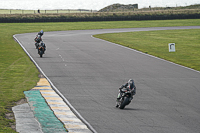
[116,103,119,108]
[116,97,120,108]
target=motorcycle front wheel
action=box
[39,50,43,58]
[119,97,129,109]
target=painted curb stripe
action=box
[37,78,51,86]
[42,93,59,96]
[33,78,92,133]
[33,87,52,90]
[51,107,70,110]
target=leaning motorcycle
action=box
[34,35,42,49]
[38,46,45,58]
[116,88,133,109]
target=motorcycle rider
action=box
[34,35,42,43]
[34,35,42,49]
[38,30,44,36]
[34,30,44,49]
[38,41,46,54]
[34,30,44,43]
[116,79,136,107]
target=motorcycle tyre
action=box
[35,43,38,49]
[39,50,43,58]
[119,97,129,109]
[127,98,132,105]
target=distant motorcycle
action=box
[38,46,44,57]
[37,42,46,58]
[116,87,133,109]
[34,35,42,49]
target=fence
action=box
[0,9,96,14]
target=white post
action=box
[168,43,175,52]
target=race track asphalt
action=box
[15,26,200,133]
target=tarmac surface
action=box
[14,26,200,133]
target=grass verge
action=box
[94,29,200,71]
[0,19,200,132]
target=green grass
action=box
[0,19,200,132]
[94,29,200,71]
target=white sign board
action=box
[168,43,175,52]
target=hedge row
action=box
[0,11,200,23]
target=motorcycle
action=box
[38,45,45,58]
[34,35,42,49]
[116,87,133,109]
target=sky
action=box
[0,0,199,10]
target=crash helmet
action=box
[37,35,42,41]
[35,35,41,43]
[41,41,45,46]
[38,30,44,36]
[128,79,135,89]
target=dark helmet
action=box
[41,41,45,46]
[128,79,135,89]
[38,30,44,36]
